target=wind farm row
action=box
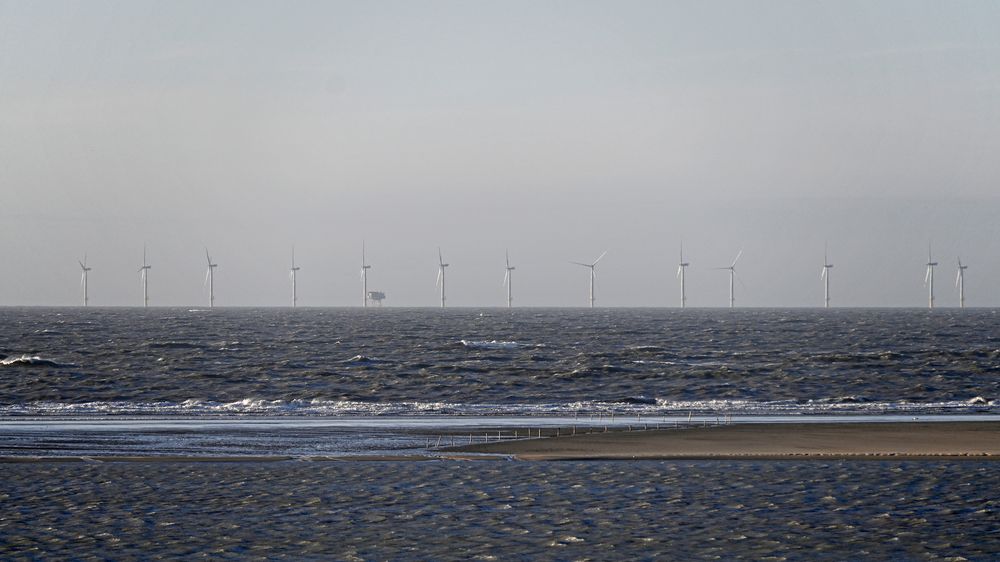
[70,244,973,309]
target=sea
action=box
[1,307,999,559]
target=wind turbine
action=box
[361,242,371,308]
[925,246,938,309]
[289,247,300,308]
[570,251,607,308]
[205,249,218,308]
[821,245,834,309]
[503,250,515,308]
[714,249,743,309]
[956,258,968,309]
[78,254,92,307]
[677,242,690,308]
[139,246,151,308]
[436,248,449,308]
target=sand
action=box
[443,422,1000,460]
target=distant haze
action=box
[2,1,1000,307]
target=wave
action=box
[345,355,388,364]
[0,355,70,368]
[460,340,521,350]
[0,396,995,417]
[147,341,203,349]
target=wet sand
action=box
[444,422,1000,460]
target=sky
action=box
[2,0,1000,307]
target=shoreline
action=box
[443,421,1000,461]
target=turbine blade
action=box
[569,261,591,267]
[436,268,443,287]
[79,260,86,270]
[821,267,826,280]
[735,270,746,290]
[80,271,86,287]
[731,249,743,268]
[592,250,608,266]
[924,267,931,285]
[503,269,509,286]
[956,270,962,287]
[677,266,682,278]
[204,268,211,287]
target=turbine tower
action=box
[503,250,515,308]
[436,248,449,308]
[925,246,938,309]
[956,258,968,309]
[714,249,743,309]
[289,247,300,308]
[570,251,607,308]
[821,246,834,309]
[205,249,218,309]
[139,246,151,308]
[79,254,92,307]
[677,242,690,308]
[361,242,371,308]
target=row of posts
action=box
[424,412,735,449]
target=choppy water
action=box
[2,460,998,560]
[1,307,998,417]
[3,308,1000,559]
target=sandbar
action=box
[443,422,1000,460]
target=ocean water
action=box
[2,307,999,559]
[2,307,998,418]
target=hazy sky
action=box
[3,1,1000,307]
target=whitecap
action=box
[0,355,69,368]
[460,340,520,350]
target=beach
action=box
[446,421,1000,460]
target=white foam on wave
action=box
[0,397,996,417]
[0,355,68,368]
[460,340,521,350]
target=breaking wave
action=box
[0,355,70,368]
[460,340,522,350]
[0,396,995,417]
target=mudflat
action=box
[444,422,1000,460]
